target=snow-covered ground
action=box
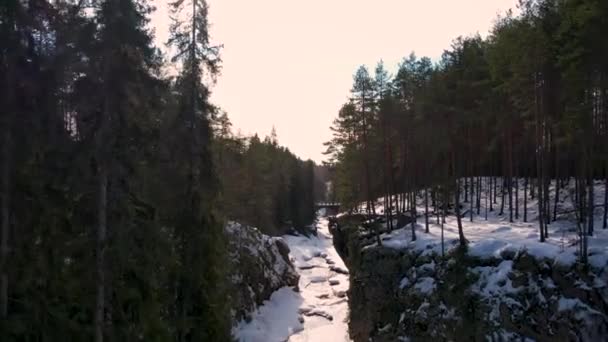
[367,179,608,270]
[233,217,351,342]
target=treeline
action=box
[0,0,315,340]
[325,0,608,258]
[213,116,316,235]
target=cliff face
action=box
[333,217,608,342]
[226,222,300,323]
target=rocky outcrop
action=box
[333,217,608,342]
[226,222,300,323]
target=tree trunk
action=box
[1,128,10,318]
[489,175,493,212]
[535,73,545,242]
[500,178,505,216]
[95,165,107,342]
[515,165,519,220]
[603,167,608,229]
[588,171,594,236]
[492,175,498,204]
[524,176,528,222]
[469,176,474,222]
[411,190,417,241]
[442,184,447,257]
[476,176,481,215]
[464,176,468,203]
[508,177,513,223]
[452,151,466,246]
[424,187,429,233]
[484,177,488,220]
[454,179,466,246]
[531,176,536,199]
[508,129,514,223]
[554,148,560,221]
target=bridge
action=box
[315,202,341,216]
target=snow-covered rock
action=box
[332,208,608,342]
[226,222,299,323]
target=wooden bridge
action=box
[315,202,341,216]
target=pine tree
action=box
[167,0,231,338]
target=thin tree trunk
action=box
[508,129,514,223]
[554,148,560,221]
[455,179,466,246]
[1,128,10,318]
[524,176,528,222]
[464,176,469,203]
[500,178,505,216]
[515,169,519,220]
[588,171,594,236]
[442,184,447,257]
[508,177,514,223]
[535,73,545,242]
[452,151,466,246]
[531,176,536,199]
[493,175,498,204]
[604,167,607,229]
[435,187,440,225]
[477,176,481,215]
[484,177,488,220]
[489,175,493,212]
[424,187,429,233]
[469,176,474,222]
[95,165,107,342]
[411,190,417,241]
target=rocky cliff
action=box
[333,216,608,342]
[226,222,300,323]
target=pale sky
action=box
[152,0,518,163]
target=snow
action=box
[233,287,304,342]
[233,216,351,342]
[558,297,588,312]
[413,277,436,295]
[556,297,604,321]
[471,260,518,297]
[365,179,608,271]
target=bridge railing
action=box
[315,202,341,207]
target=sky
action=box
[152,0,519,163]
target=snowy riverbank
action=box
[233,217,351,342]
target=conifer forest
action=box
[2,0,608,341]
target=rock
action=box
[500,248,517,260]
[316,293,330,299]
[330,265,349,275]
[329,298,348,306]
[298,307,313,315]
[509,271,529,288]
[514,251,540,273]
[275,238,291,261]
[334,290,347,298]
[329,279,340,286]
[298,264,316,270]
[320,252,328,258]
[304,309,333,321]
[225,222,300,323]
[309,276,326,283]
[326,259,336,265]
